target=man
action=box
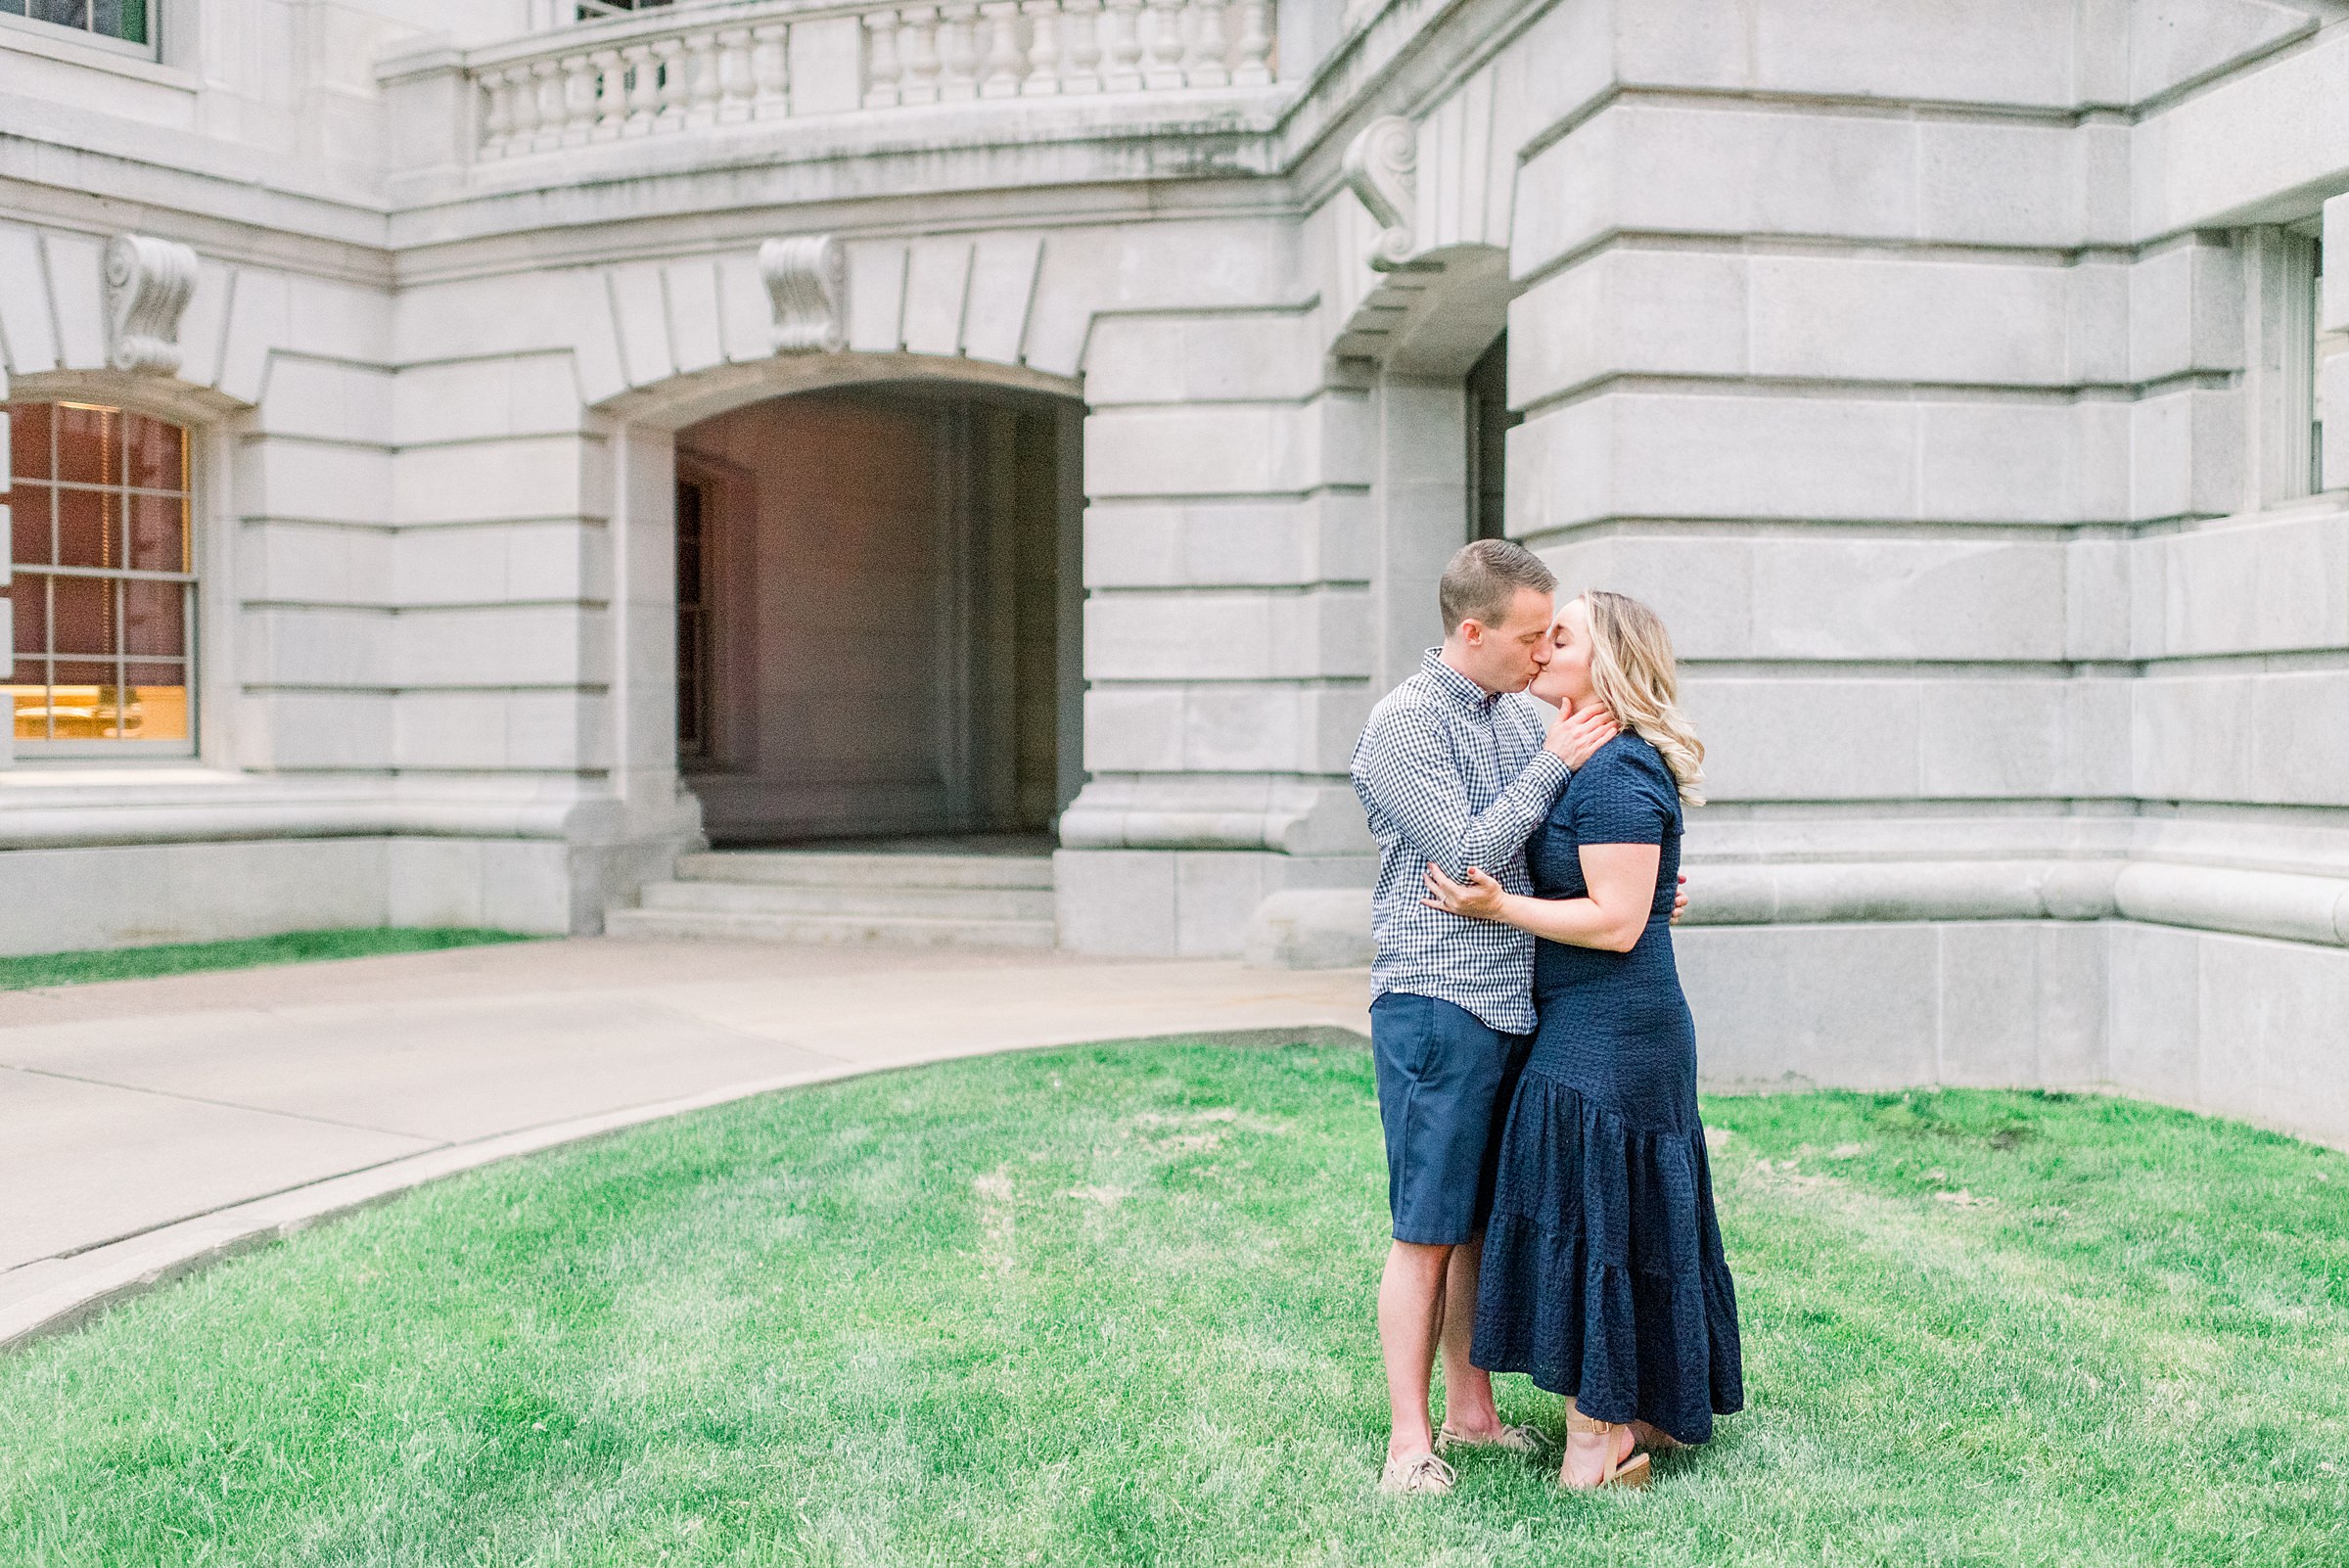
[1349,538,1618,1497]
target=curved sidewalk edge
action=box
[0,1020,1368,1357]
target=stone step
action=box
[675,851,1054,891]
[638,879,1055,921]
[604,905,1058,949]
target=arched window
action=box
[5,400,195,751]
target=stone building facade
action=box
[3,0,2347,1140]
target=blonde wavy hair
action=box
[1578,589,1707,807]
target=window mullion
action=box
[111,576,124,740]
[42,574,56,743]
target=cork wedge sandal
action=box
[1629,1420,1686,1453]
[1569,1398,1683,1457]
[1560,1407,1653,1491]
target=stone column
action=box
[1366,374,1468,696]
[1057,306,1377,955]
[602,415,704,904]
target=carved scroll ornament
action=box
[758,234,849,354]
[1342,115,1417,271]
[105,233,200,376]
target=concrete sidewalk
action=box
[0,938,1370,1350]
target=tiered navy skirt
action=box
[1470,986,1744,1445]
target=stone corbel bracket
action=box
[105,233,200,375]
[759,234,849,353]
[1343,115,1418,271]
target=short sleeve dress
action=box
[1468,731,1744,1445]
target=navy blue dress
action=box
[1470,732,1743,1445]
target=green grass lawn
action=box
[0,928,539,991]
[2,1040,2344,1567]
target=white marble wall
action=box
[1060,293,1381,954]
[1472,5,2347,861]
[1681,919,2349,1152]
[1245,0,2349,1147]
[0,0,2346,1158]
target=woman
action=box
[1423,589,1742,1491]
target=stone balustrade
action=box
[860,0,1274,107]
[467,0,1275,162]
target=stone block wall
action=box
[0,210,647,945]
[1327,0,2349,1145]
[1,0,2346,1158]
[1058,285,1382,954]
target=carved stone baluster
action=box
[520,61,555,151]
[1099,0,1143,91]
[588,48,627,139]
[937,4,980,101]
[899,7,943,104]
[531,61,568,151]
[1185,0,1228,86]
[683,30,723,127]
[622,43,659,135]
[1141,0,1184,89]
[653,36,689,130]
[515,63,547,150]
[714,27,756,122]
[750,23,789,118]
[514,63,544,152]
[978,2,1024,97]
[1230,0,1271,85]
[507,62,537,153]
[1020,0,1061,94]
[500,65,540,154]
[561,52,599,145]
[480,68,516,159]
[863,10,903,107]
[1059,0,1100,91]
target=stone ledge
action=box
[0,776,658,850]
[1058,775,1370,854]
[1681,857,2349,948]
[1237,856,2349,955]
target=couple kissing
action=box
[1350,538,1744,1496]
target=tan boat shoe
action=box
[1377,1452,1459,1497]
[1435,1420,1551,1457]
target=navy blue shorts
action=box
[1369,992,1533,1246]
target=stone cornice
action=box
[0,0,1509,291]
[4,0,2326,294]
[0,166,393,290]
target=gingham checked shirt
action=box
[1350,649,1570,1035]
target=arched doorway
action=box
[669,381,1083,849]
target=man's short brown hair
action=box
[1439,538,1556,634]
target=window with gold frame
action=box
[5,400,196,752]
